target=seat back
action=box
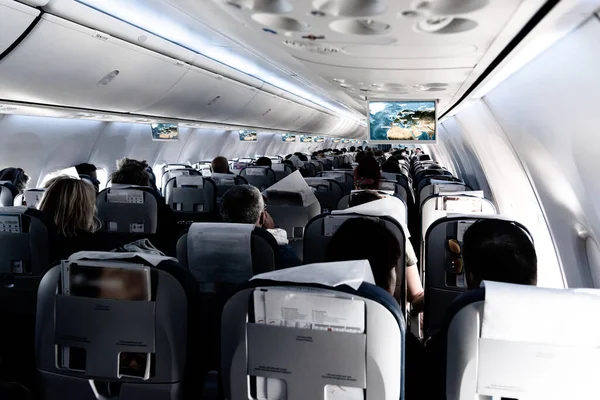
[210,173,247,203]
[311,160,324,174]
[264,191,321,239]
[321,157,333,171]
[221,263,405,400]
[443,282,600,400]
[96,187,158,234]
[164,176,216,213]
[379,180,409,204]
[304,177,344,214]
[423,215,529,335]
[161,168,201,191]
[299,161,316,177]
[0,181,18,207]
[419,180,468,207]
[35,255,199,400]
[22,188,46,208]
[317,171,354,195]
[240,167,276,191]
[271,163,293,182]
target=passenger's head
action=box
[111,158,150,186]
[326,218,400,294]
[0,167,30,192]
[39,176,99,237]
[355,156,381,190]
[255,157,272,168]
[297,154,308,162]
[220,185,265,226]
[462,219,537,289]
[350,146,356,152]
[355,151,366,163]
[75,163,97,179]
[212,156,231,174]
[349,190,383,207]
[381,160,401,174]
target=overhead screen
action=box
[368,100,437,144]
[300,135,313,143]
[239,130,258,142]
[151,123,179,141]
[282,134,297,142]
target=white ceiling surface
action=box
[204,0,528,112]
[0,114,334,187]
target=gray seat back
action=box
[0,181,18,207]
[419,181,467,208]
[161,168,200,192]
[210,173,246,203]
[423,215,531,336]
[271,163,293,182]
[23,188,46,208]
[164,176,216,213]
[264,191,321,239]
[35,256,192,400]
[318,171,354,195]
[0,206,53,314]
[221,274,404,400]
[240,167,276,191]
[96,187,158,233]
[304,178,344,214]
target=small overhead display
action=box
[151,123,179,141]
[368,100,437,144]
[282,134,297,143]
[239,130,258,142]
[315,136,325,143]
[300,135,313,143]
[333,138,341,143]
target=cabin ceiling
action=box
[171,0,539,115]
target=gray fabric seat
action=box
[96,187,159,234]
[304,177,344,214]
[317,171,354,195]
[271,163,293,182]
[264,190,321,239]
[240,166,276,191]
[164,175,216,213]
[0,181,19,207]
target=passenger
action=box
[347,190,424,310]
[0,167,29,192]
[382,160,401,174]
[211,156,232,174]
[462,219,537,288]
[349,146,356,152]
[254,157,272,168]
[354,156,381,190]
[75,163,100,192]
[111,158,151,187]
[297,154,308,162]
[354,151,366,163]
[220,185,301,269]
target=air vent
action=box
[283,40,340,54]
[97,70,120,87]
[0,105,18,112]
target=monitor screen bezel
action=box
[366,98,438,144]
[150,123,179,141]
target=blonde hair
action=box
[39,176,99,237]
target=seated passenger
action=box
[349,146,356,152]
[381,159,401,174]
[354,151,366,163]
[75,163,100,192]
[463,219,537,288]
[254,157,272,168]
[0,167,29,192]
[347,190,424,310]
[111,158,152,187]
[355,156,381,190]
[212,156,232,174]
[220,185,301,269]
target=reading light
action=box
[75,0,364,124]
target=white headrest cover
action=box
[264,171,318,207]
[187,223,254,283]
[69,251,176,267]
[332,196,408,235]
[252,260,375,290]
[211,173,236,185]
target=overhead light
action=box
[76,0,362,122]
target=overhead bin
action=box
[0,0,39,55]
[0,14,187,112]
[136,64,257,122]
[299,111,341,135]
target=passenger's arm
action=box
[406,265,424,313]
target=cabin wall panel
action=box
[482,16,600,288]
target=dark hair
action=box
[212,156,231,174]
[75,163,97,176]
[297,154,308,162]
[463,219,537,288]
[111,159,150,186]
[326,218,400,292]
[355,156,381,189]
[0,167,29,191]
[349,190,383,207]
[381,160,401,174]
[350,146,356,152]
[355,151,366,163]
[255,157,272,168]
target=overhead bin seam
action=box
[440,0,561,119]
[0,11,42,63]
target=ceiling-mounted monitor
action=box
[239,130,258,142]
[333,138,341,143]
[315,136,325,143]
[368,100,437,144]
[282,134,297,143]
[151,123,179,141]
[300,135,313,143]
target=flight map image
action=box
[369,101,436,142]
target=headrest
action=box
[210,173,236,186]
[68,251,176,267]
[187,223,254,287]
[320,171,348,183]
[332,196,408,233]
[23,189,46,208]
[471,281,600,398]
[264,190,303,206]
[0,181,19,198]
[243,166,269,176]
[175,175,204,188]
[271,163,287,172]
[110,183,147,190]
[286,155,303,169]
[304,178,333,188]
[0,207,26,233]
[251,260,375,290]
[264,171,318,207]
[106,188,146,204]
